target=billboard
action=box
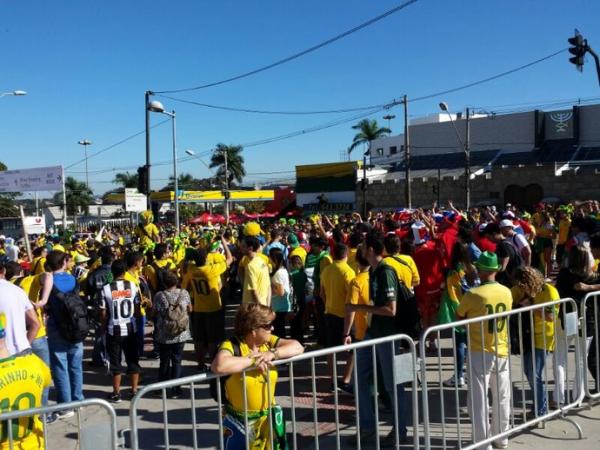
[0,166,63,193]
[544,108,575,141]
[295,161,358,207]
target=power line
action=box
[64,118,171,170]
[153,0,419,93]
[155,93,389,115]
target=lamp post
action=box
[0,90,26,98]
[439,102,471,210]
[383,114,396,130]
[144,91,153,209]
[148,100,179,232]
[77,140,92,189]
[362,149,369,217]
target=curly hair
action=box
[233,303,275,337]
[513,266,544,298]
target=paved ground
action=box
[39,301,600,450]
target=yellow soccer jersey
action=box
[30,257,46,276]
[320,261,355,318]
[135,223,160,249]
[511,283,559,351]
[0,353,51,450]
[219,335,280,413]
[347,271,370,340]
[242,256,271,306]
[182,261,227,313]
[457,281,513,357]
[12,275,45,339]
[143,259,176,291]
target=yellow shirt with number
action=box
[457,282,513,357]
[511,283,559,351]
[347,270,370,340]
[182,261,227,312]
[0,353,52,450]
[320,260,355,318]
[219,335,280,413]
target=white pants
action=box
[553,325,592,404]
[467,351,511,450]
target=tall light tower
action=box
[78,140,93,189]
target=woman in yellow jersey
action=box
[211,303,303,449]
[512,266,559,417]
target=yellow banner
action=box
[105,190,274,203]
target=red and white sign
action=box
[24,216,46,235]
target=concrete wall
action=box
[579,104,600,146]
[356,164,600,210]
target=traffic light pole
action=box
[144,91,152,209]
[589,47,600,87]
[403,95,411,209]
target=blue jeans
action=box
[135,315,147,355]
[455,331,467,379]
[31,336,50,406]
[356,334,408,435]
[158,342,185,393]
[47,328,84,404]
[523,348,547,415]
[92,324,107,365]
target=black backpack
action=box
[51,285,90,343]
[152,262,170,293]
[384,259,422,340]
[209,336,241,403]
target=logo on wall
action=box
[549,112,573,133]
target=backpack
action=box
[162,289,189,338]
[384,259,422,340]
[209,336,241,403]
[152,262,170,293]
[51,285,90,343]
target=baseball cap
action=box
[499,219,515,229]
[243,222,262,237]
[287,233,300,249]
[75,254,91,264]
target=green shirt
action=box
[368,261,398,338]
[290,268,307,305]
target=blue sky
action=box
[1,0,599,195]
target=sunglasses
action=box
[257,322,274,331]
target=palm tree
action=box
[113,171,139,188]
[347,119,391,156]
[209,143,246,187]
[160,173,216,192]
[53,177,93,216]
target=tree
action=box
[347,119,391,156]
[112,171,139,188]
[53,177,93,216]
[0,162,18,217]
[209,143,246,187]
[160,173,216,192]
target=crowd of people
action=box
[1,200,600,449]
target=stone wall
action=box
[356,164,600,210]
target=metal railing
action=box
[128,333,419,450]
[420,297,584,450]
[581,291,600,403]
[0,398,119,450]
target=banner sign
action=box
[125,189,147,212]
[303,202,355,213]
[544,108,574,140]
[24,216,46,235]
[0,165,63,193]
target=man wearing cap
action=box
[499,219,531,267]
[483,223,522,288]
[73,253,91,282]
[288,233,306,265]
[240,236,271,306]
[457,251,513,450]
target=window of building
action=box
[390,146,397,155]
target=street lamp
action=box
[185,149,213,172]
[78,140,92,189]
[383,114,396,130]
[439,102,471,209]
[0,90,27,98]
[148,100,180,232]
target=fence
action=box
[0,398,119,450]
[127,333,419,450]
[420,297,585,450]
[581,291,600,404]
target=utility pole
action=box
[465,107,471,210]
[144,90,152,209]
[403,95,412,208]
[362,152,368,218]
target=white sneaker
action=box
[443,375,465,388]
[56,409,75,419]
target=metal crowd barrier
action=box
[128,333,419,450]
[0,398,119,450]
[420,297,584,450]
[581,291,600,404]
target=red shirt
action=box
[413,240,444,298]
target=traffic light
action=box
[222,190,231,200]
[568,30,586,71]
[137,166,149,194]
